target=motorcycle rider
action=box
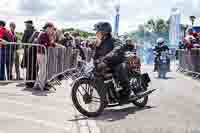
[94,22,147,101]
[153,37,170,72]
[126,38,141,73]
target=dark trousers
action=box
[154,57,170,71]
[0,48,5,80]
[5,53,14,80]
[22,47,38,86]
[114,62,131,93]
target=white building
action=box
[169,8,181,48]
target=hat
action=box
[43,22,54,30]
[24,20,33,24]
[64,32,70,36]
[10,22,16,27]
[0,20,6,27]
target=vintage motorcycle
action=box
[156,51,170,79]
[71,51,156,117]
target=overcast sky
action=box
[0,0,200,34]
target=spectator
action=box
[0,20,14,80]
[38,22,56,48]
[184,35,195,50]
[33,22,55,91]
[193,33,200,48]
[54,28,64,44]
[59,32,73,47]
[21,20,37,88]
[178,41,186,49]
[22,20,35,43]
[10,22,21,80]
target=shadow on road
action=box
[69,106,155,122]
[22,87,55,96]
[0,82,12,86]
[16,83,26,87]
[95,106,155,122]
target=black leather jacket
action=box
[94,37,115,60]
[103,44,134,68]
[153,45,169,57]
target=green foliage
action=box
[144,19,168,33]
[130,18,170,47]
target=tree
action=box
[144,19,156,32]
[155,19,168,33]
[144,19,168,33]
[129,18,170,46]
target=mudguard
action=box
[70,76,90,89]
[141,73,151,84]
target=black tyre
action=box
[130,76,149,107]
[71,79,106,117]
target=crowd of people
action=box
[0,19,96,89]
[179,27,200,49]
[0,19,143,93]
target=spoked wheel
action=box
[71,79,106,117]
[130,76,149,107]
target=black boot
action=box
[118,82,134,103]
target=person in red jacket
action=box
[0,20,14,80]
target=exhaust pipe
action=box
[128,89,156,102]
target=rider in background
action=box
[126,38,141,73]
[153,38,170,72]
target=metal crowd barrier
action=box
[81,47,93,62]
[177,49,200,79]
[0,42,80,85]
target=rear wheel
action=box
[71,79,106,117]
[130,76,149,107]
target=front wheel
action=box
[71,79,106,117]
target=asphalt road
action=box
[0,64,200,133]
[94,65,200,133]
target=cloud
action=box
[52,0,114,22]
[176,0,200,17]
[17,0,55,16]
[1,0,200,33]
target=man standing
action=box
[21,20,37,88]
[0,20,14,80]
[22,20,35,43]
[10,22,21,80]
[34,22,55,91]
